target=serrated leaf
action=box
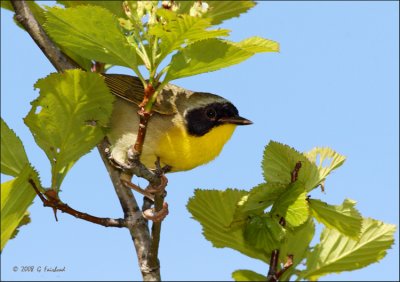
[232,269,267,281]
[1,165,39,251]
[304,147,346,191]
[270,182,309,228]
[262,141,320,191]
[309,198,362,239]
[57,1,126,18]
[166,36,278,82]
[1,119,29,177]
[187,189,269,263]
[279,219,315,281]
[150,10,229,64]
[232,36,279,53]
[174,1,256,25]
[244,214,286,252]
[232,183,286,226]
[203,1,257,25]
[165,39,253,81]
[299,218,396,280]
[44,6,137,69]
[24,70,114,190]
[10,211,31,240]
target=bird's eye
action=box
[206,108,217,119]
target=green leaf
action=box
[270,182,309,228]
[10,211,31,240]
[165,39,252,81]
[0,0,13,11]
[244,214,286,252]
[309,198,362,239]
[187,189,269,263]
[299,218,396,280]
[166,36,278,81]
[24,70,114,190]
[150,10,230,64]
[279,219,315,281]
[1,165,38,251]
[232,182,286,226]
[202,1,257,25]
[262,141,320,191]
[232,36,279,53]
[232,269,267,281]
[1,119,29,177]
[44,6,138,69]
[57,1,126,18]
[304,147,346,191]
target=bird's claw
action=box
[145,174,168,196]
[142,202,169,222]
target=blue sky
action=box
[1,1,399,281]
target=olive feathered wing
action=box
[103,74,177,115]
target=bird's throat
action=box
[153,124,237,172]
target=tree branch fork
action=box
[11,1,166,280]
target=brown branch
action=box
[116,74,169,273]
[147,173,167,269]
[10,0,79,71]
[11,1,161,280]
[103,76,166,276]
[125,83,167,272]
[134,109,152,154]
[275,254,294,280]
[291,161,302,183]
[266,251,294,281]
[129,83,156,161]
[28,179,126,228]
[97,139,161,280]
[267,249,280,281]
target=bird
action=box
[103,74,252,173]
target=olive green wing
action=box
[103,73,144,107]
[103,74,177,115]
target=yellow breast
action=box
[155,124,237,172]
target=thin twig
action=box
[267,161,302,281]
[267,161,301,282]
[291,161,302,183]
[275,254,294,280]
[28,179,126,228]
[125,82,167,271]
[147,165,167,269]
[267,249,280,281]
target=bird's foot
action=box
[121,176,169,222]
[104,146,134,171]
[142,202,169,222]
[145,174,168,195]
[121,177,155,201]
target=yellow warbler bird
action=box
[104,74,252,172]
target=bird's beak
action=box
[219,116,253,125]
